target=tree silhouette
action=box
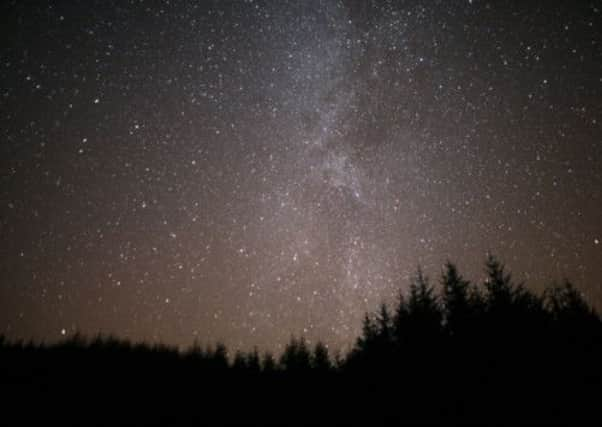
[246,347,261,373]
[279,336,311,372]
[441,261,472,337]
[356,313,379,352]
[1,256,601,425]
[546,280,598,323]
[484,254,514,310]
[394,267,442,346]
[207,342,228,371]
[545,280,602,346]
[261,351,277,373]
[311,341,331,372]
[233,350,248,371]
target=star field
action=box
[1,0,601,352]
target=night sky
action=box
[1,0,601,352]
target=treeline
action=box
[1,256,601,425]
[0,331,337,374]
[348,255,601,370]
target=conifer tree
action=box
[262,352,276,373]
[312,341,331,372]
[441,262,471,336]
[247,347,261,373]
[280,336,311,372]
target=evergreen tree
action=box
[311,341,331,372]
[209,342,228,371]
[280,336,311,372]
[546,280,597,321]
[356,313,378,353]
[545,280,600,339]
[247,347,261,373]
[376,303,392,344]
[392,290,410,346]
[484,254,514,308]
[441,262,471,336]
[483,255,545,339]
[406,267,442,338]
[232,350,248,371]
[262,351,276,373]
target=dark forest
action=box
[2,256,600,425]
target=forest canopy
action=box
[1,256,600,425]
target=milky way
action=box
[1,0,601,351]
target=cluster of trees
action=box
[231,338,333,373]
[348,256,600,371]
[1,255,600,376]
[1,256,598,371]
[0,332,336,374]
[1,256,600,425]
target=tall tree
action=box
[407,267,442,338]
[441,262,471,336]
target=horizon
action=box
[0,256,599,354]
[2,0,601,353]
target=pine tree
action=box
[280,336,311,372]
[262,352,277,373]
[545,280,600,335]
[376,303,392,344]
[210,342,228,370]
[232,350,248,371]
[356,313,378,352]
[247,347,261,373]
[484,254,514,308]
[407,267,442,338]
[312,341,331,372]
[441,262,471,336]
[393,290,410,346]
